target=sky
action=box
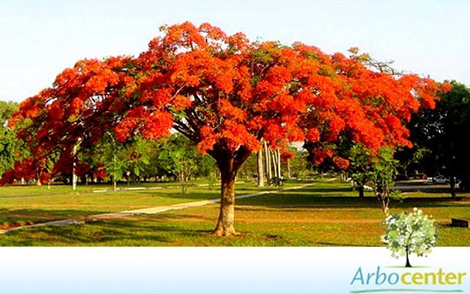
[1,0,469,102]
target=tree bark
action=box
[264,141,272,183]
[375,183,390,215]
[213,169,237,236]
[72,171,77,191]
[276,149,281,179]
[272,148,278,179]
[358,185,364,198]
[209,145,251,237]
[72,143,78,191]
[257,151,264,187]
[450,175,456,198]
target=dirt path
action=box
[0,183,314,234]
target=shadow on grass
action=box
[0,214,210,246]
[436,222,459,229]
[137,212,214,223]
[295,187,355,194]
[136,191,220,201]
[236,192,470,210]
[317,241,367,246]
[0,208,106,225]
[12,221,173,245]
[142,179,469,211]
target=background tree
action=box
[237,152,257,182]
[367,147,399,214]
[123,136,161,183]
[7,22,446,236]
[400,81,468,197]
[0,101,20,179]
[93,135,165,185]
[348,144,373,198]
[0,128,18,178]
[382,208,437,268]
[193,149,217,180]
[348,145,400,213]
[158,134,212,194]
[288,148,311,179]
[0,101,19,124]
[395,146,429,180]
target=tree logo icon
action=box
[382,208,438,267]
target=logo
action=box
[350,266,467,293]
[349,208,466,293]
[383,208,437,268]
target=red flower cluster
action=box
[4,21,450,183]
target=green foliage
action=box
[158,134,215,193]
[389,190,407,203]
[207,171,217,190]
[369,147,398,190]
[271,176,283,187]
[0,101,20,177]
[238,152,257,181]
[349,145,398,212]
[194,151,217,178]
[0,101,19,124]
[350,146,397,187]
[93,135,163,182]
[402,82,470,193]
[0,127,17,176]
[32,131,217,186]
[382,208,437,267]
[288,148,311,179]
[349,145,373,188]
[395,147,430,179]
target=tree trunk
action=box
[450,176,456,198]
[375,183,390,215]
[213,170,237,236]
[257,151,264,187]
[180,171,186,194]
[405,246,411,268]
[358,185,364,198]
[72,142,79,191]
[276,149,281,179]
[287,159,291,179]
[264,141,272,183]
[272,148,278,179]
[209,145,251,237]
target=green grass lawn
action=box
[0,180,304,229]
[0,178,469,246]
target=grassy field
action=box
[0,180,303,230]
[0,178,469,246]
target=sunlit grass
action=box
[0,178,469,246]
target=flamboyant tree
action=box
[7,22,448,235]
